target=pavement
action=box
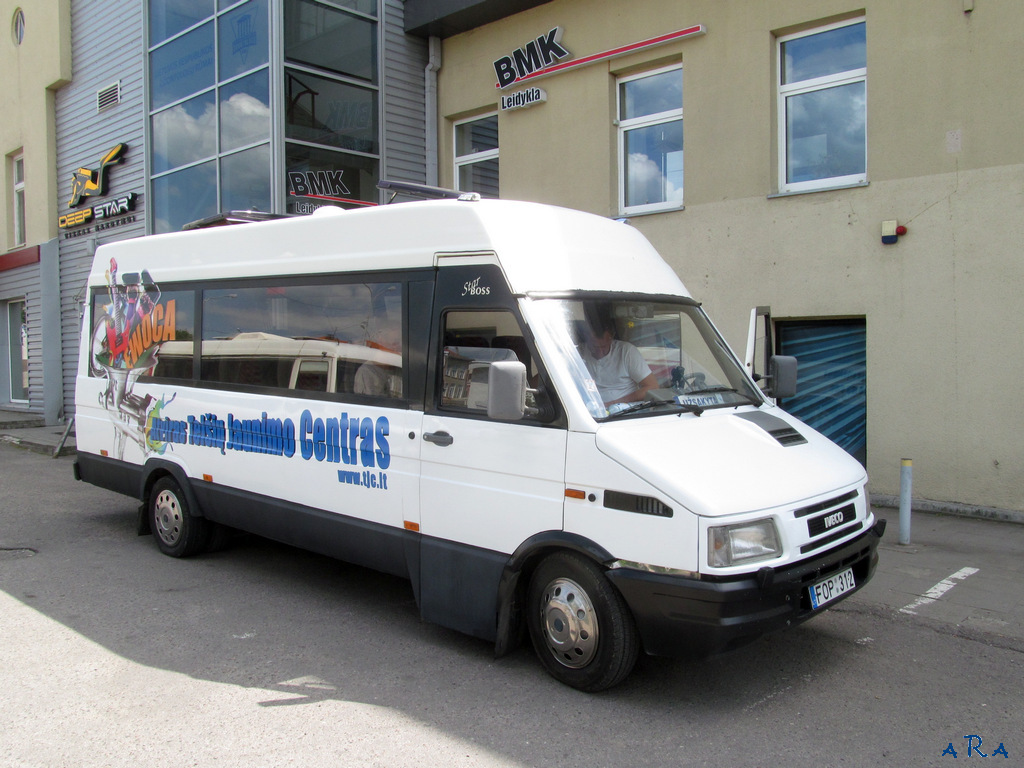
[0,409,76,457]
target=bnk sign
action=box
[493,27,570,89]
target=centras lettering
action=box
[462,277,491,296]
[299,410,390,469]
[494,27,570,88]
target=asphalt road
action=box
[1,443,1021,767]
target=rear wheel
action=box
[149,476,209,557]
[526,551,639,691]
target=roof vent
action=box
[735,411,808,447]
[97,82,121,112]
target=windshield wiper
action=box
[606,399,704,418]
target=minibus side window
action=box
[199,280,404,398]
[90,286,195,380]
[440,310,536,415]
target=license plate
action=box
[809,567,856,609]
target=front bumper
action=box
[606,520,885,658]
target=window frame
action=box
[12,153,26,247]
[453,113,499,198]
[616,63,684,217]
[776,18,867,195]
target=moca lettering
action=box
[501,87,547,111]
[493,27,570,89]
[288,170,351,199]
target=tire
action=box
[149,476,209,557]
[526,551,639,692]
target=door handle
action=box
[423,431,454,447]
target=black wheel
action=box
[149,476,209,557]
[526,551,639,691]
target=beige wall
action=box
[0,0,72,249]
[437,0,1024,511]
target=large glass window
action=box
[148,0,271,233]
[617,65,683,215]
[11,154,26,247]
[284,0,376,82]
[778,19,866,193]
[285,69,378,153]
[454,115,498,198]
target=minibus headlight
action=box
[708,519,781,567]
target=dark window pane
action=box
[619,68,682,120]
[285,69,378,153]
[782,22,865,84]
[218,0,269,80]
[457,158,499,198]
[220,70,270,151]
[786,81,866,183]
[150,22,215,110]
[151,161,218,233]
[286,144,378,211]
[455,116,498,156]
[151,92,217,174]
[284,0,376,82]
[149,0,213,46]
[221,145,271,211]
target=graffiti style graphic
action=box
[68,143,127,209]
[91,259,178,458]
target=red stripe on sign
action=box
[0,245,40,273]
[497,25,706,88]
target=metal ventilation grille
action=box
[735,411,808,446]
[97,82,121,112]
[604,490,673,518]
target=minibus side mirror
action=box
[764,355,798,399]
[487,360,528,421]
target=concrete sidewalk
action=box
[0,410,76,457]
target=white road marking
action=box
[900,567,979,614]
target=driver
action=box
[580,316,658,406]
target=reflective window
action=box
[151,92,217,174]
[6,300,27,401]
[440,310,531,413]
[286,144,377,212]
[285,69,378,153]
[149,22,215,110]
[617,65,683,214]
[218,0,269,80]
[221,145,272,211]
[200,281,403,398]
[151,161,217,233]
[454,115,498,198]
[149,0,214,46]
[220,70,270,151]
[778,20,866,192]
[12,154,25,247]
[284,0,377,82]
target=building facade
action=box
[54,0,431,421]
[414,0,1024,513]
[0,1,71,423]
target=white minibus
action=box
[74,193,884,691]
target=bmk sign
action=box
[493,27,570,89]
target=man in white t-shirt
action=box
[580,320,659,406]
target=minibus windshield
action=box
[528,297,763,420]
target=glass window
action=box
[221,145,272,211]
[149,0,214,46]
[149,22,215,110]
[219,70,270,151]
[201,281,403,397]
[7,300,27,401]
[617,65,683,215]
[285,69,378,153]
[440,310,533,413]
[778,20,866,192]
[151,92,217,174]
[12,154,26,247]
[218,0,269,80]
[284,0,377,83]
[454,115,499,198]
[151,161,217,233]
[286,144,377,212]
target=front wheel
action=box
[526,551,639,691]
[149,476,209,557]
